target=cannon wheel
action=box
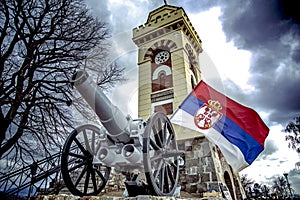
[61,124,111,196]
[143,112,180,196]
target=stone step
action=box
[36,194,225,200]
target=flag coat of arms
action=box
[171,81,269,172]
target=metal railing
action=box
[0,151,64,198]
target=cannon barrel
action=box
[72,70,131,143]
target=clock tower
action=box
[133,5,201,126]
[132,4,245,200]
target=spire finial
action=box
[164,0,168,5]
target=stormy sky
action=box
[85,0,300,192]
[183,0,300,125]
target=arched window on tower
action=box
[159,71,166,90]
[191,75,196,89]
[152,65,172,92]
[190,65,197,89]
[185,43,199,89]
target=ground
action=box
[100,190,205,199]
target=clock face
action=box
[154,51,170,64]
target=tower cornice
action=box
[146,5,180,23]
[133,5,202,54]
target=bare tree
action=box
[272,176,287,198]
[285,116,300,153]
[240,174,254,198]
[0,0,124,167]
[252,183,263,198]
[261,185,270,199]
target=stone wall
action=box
[101,172,126,194]
[177,137,222,196]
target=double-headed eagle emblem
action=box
[194,100,223,130]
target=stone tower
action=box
[132,4,245,200]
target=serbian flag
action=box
[171,81,269,172]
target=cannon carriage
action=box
[61,70,184,197]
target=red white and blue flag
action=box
[171,81,269,172]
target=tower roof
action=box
[146,4,182,24]
[133,4,202,54]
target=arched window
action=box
[159,71,166,90]
[224,172,235,200]
[152,65,172,92]
[190,68,197,89]
[152,66,171,80]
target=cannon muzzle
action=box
[72,70,131,143]
[122,144,142,163]
[97,147,116,165]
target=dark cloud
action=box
[216,0,300,125]
[221,1,299,48]
[292,49,300,63]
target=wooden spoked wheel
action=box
[143,112,180,196]
[61,124,110,196]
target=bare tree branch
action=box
[0,0,125,169]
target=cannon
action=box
[61,70,184,197]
